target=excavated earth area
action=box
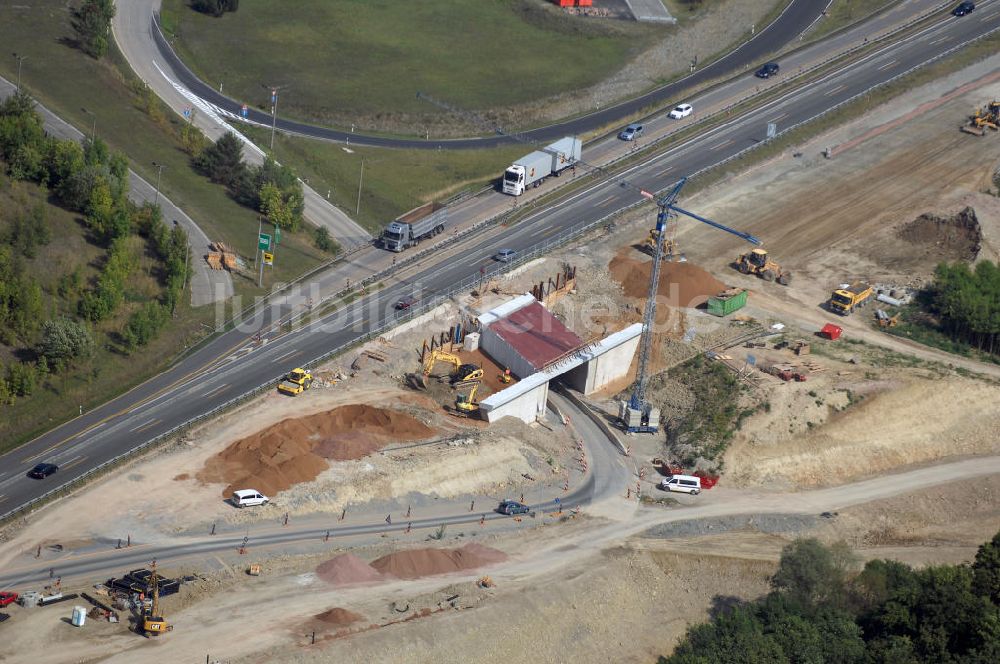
[198,404,436,497]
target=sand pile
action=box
[314,607,364,626]
[316,553,384,586]
[198,404,436,497]
[371,543,507,580]
[609,249,725,308]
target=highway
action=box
[2,3,999,523]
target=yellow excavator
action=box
[454,381,481,416]
[421,349,483,384]
[640,228,680,261]
[734,248,792,285]
[141,561,172,637]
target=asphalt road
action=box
[2,3,998,522]
[0,390,627,589]
[147,0,828,148]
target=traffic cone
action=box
[480,514,485,526]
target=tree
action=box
[194,131,246,188]
[72,0,116,58]
[314,226,340,254]
[972,530,1000,605]
[192,0,239,17]
[37,318,95,370]
[772,539,854,609]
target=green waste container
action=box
[707,288,748,317]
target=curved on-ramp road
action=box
[146,0,826,148]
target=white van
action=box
[232,489,269,508]
[660,474,701,495]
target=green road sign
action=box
[258,233,271,251]
[274,227,281,246]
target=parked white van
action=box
[232,489,269,507]
[660,474,701,495]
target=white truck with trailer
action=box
[502,136,582,196]
[380,202,449,252]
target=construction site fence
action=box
[4,4,987,526]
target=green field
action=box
[241,125,525,231]
[0,1,325,291]
[160,0,661,131]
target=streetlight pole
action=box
[356,159,364,217]
[81,107,97,142]
[152,162,166,207]
[12,53,27,92]
[270,89,278,150]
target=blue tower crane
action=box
[620,177,761,434]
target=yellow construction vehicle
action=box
[141,562,172,637]
[640,228,680,261]
[875,310,899,328]
[422,350,483,384]
[734,248,791,285]
[278,368,313,395]
[829,281,874,315]
[454,381,481,415]
[961,102,1000,136]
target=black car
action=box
[497,500,530,515]
[755,62,780,79]
[952,2,975,15]
[27,463,58,479]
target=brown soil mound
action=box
[198,404,436,498]
[898,206,981,262]
[609,249,725,308]
[316,553,384,586]
[314,607,364,626]
[311,404,434,460]
[370,543,507,580]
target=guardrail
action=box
[6,10,993,526]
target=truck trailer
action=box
[502,136,582,196]
[381,202,448,252]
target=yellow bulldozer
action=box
[640,228,682,261]
[961,101,1000,136]
[734,248,791,285]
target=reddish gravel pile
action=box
[314,607,364,626]
[371,543,507,580]
[609,249,725,308]
[316,553,384,586]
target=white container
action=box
[71,605,87,627]
[463,332,480,353]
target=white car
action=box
[232,489,270,508]
[668,103,693,119]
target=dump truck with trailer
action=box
[380,202,448,252]
[828,281,874,315]
[502,136,582,196]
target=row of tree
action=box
[194,132,305,231]
[923,260,1000,356]
[664,533,1000,663]
[72,0,116,59]
[192,0,240,17]
[0,92,191,404]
